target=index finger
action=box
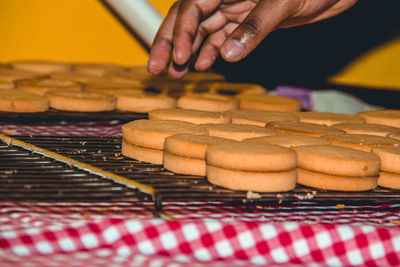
[148,1,181,75]
[172,0,222,65]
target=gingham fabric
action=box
[1,207,400,267]
[1,123,400,266]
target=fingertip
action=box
[168,63,189,80]
[195,56,215,71]
[220,38,246,62]
[172,40,192,66]
[147,60,161,75]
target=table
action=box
[1,121,400,267]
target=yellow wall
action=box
[0,0,399,89]
[0,0,175,66]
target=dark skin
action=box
[147,0,358,79]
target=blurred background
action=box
[0,0,399,107]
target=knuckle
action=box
[197,25,208,38]
[240,16,264,37]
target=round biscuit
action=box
[295,111,364,126]
[164,134,235,159]
[121,140,163,164]
[0,69,44,82]
[322,134,400,152]
[238,94,302,112]
[223,109,298,126]
[12,60,71,73]
[388,132,400,140]
[149,108,230,124]
[0,89,49,112]
[293,144,380,177]
[243,134,329,148]
[206,142,297,172]
[268,121,344,137]
[202,123,276,141]
[46,90,116,112]
[112,90,176,113]
[163,152,206,176]
[357,109,400,128]
[177,93,238,112]
[297,168,377,191]
[207,165,297,192]
[85,80,141,93]
[208,82,266,95]
[122,120,208,150]
[332,122,400,137]
[16,78,82,95]
[378,172,400,189]
[371,147,400,173]
[73,63,126,76]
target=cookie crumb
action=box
[246,191,261,199]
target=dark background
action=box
[211,0,400,108]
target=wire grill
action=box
[0,110,147,122]
[1,135,399,217]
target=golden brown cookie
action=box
[0,69,43,82]
[238,94,302,112]
[268,121,344,137]
[182,71,226,83]
[371,147,400,173]
[50,72,106,83]
[293,144,380,177]
[202,123,276,141]
[322,134,400,152]
[163,134,235,176]
[223,109,299,126]
[297,168,377,191]
[111,90,176,113]
[122,120,208,150]
[45,90,116,112]
[84,80,140,93]
[164,134,234,159]
[0,89,49,112]
[243,134,329,148]
[295,111,365,126]
[388,132,400,141]
[16,78,83,95]
[0,81,14,89]
[73,63,126,76]
[163,152,207,176]
[148,108,230,124]
[121,140,163,164]
[208,82,266,95]
[207,165,297,192]
[177,93,238,112]
[332,122,400,137]
[206,142,297,172]
[11,60,71,73]
[377,172,400,189]
[357,109,400,128]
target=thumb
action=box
[220,0,294,62]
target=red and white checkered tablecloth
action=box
[1,122,400,266]
[1,204,400,267]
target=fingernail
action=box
[222,39,245,60]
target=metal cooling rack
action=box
[0,135,399,217]
[0,109,147,122]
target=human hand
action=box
[147,0,358,79]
